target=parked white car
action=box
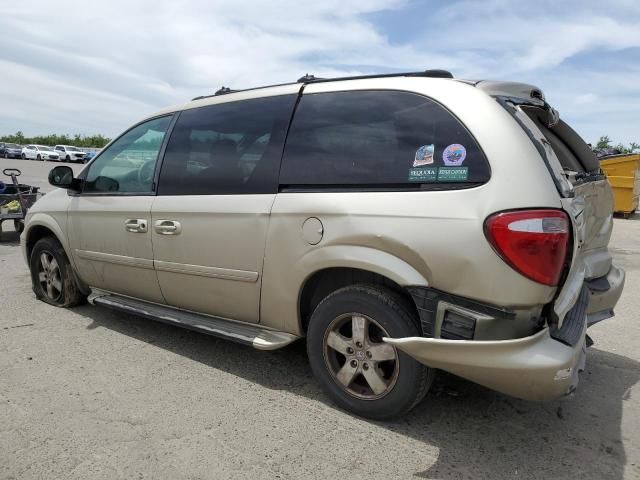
[54,145,86,163]
[21,145,60,161]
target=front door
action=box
[68,115,173,303]
[151,93,298,323]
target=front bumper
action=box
[384,325,586,401]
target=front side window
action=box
[84,115,172,193]
[157,95,296,195]
[280,90,490,188]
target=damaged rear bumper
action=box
[384,324,586,401]
[392,263,624,401]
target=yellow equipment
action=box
[600,153,640,218]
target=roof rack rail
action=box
[191,86,238,101]
[190,69,454,102]
[297,73,324,83]
[297,69,454,84]
[215,86,236,96]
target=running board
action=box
[88,291,298,350]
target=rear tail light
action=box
[484,209,570,286]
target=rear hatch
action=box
[477,81,614,325]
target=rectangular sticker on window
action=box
[437,167,468,182]
[408,167,438,182]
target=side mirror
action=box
[48,166,81,192]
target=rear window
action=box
[280,90,490,188]
[521,106,598,173]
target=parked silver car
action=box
[22,70,625,419]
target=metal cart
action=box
[0,168,43,237]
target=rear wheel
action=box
[307,285,433,420]
[14,220,24,234]
[29,236,85,307]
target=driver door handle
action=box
[125,218,148,233]
[154,220,182,235]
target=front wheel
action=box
[307,285,433,420]
[21,153,26,160]
[29,236,85,307]
[36,154,41,161]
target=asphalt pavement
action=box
[1,158,639,479]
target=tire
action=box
[29,236,85,307]
[36,154,41,161]
[66,155,70,162]
[14,220,24,234]
[306,285,433,420]
[3,152,7,159]
[21,153,26,160]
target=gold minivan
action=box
[23,71,625,419]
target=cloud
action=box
[0,0,638,143]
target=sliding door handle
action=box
[154,220,182,235]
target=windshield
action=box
[36,145,51,151]
[6,143,20,148]
[66,146,80,151]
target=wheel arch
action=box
[24,217,90,295]
[299,267,424,335]
[25,218,67,257]
[262,244,430,334]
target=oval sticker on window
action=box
[443,144,466,166]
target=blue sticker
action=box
[442,144,466,166]
[413,144,435,167]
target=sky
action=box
[0,0,639,145]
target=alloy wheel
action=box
[37,251,63,301]
[323,313,399,400]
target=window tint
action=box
[84,115,172,193]
[158,95,296,195]
[280,90,490,187]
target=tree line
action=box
[595,136,639,155]
[1,131,637,154]
[0,131,111,148]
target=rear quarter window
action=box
[279,90,490,188]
